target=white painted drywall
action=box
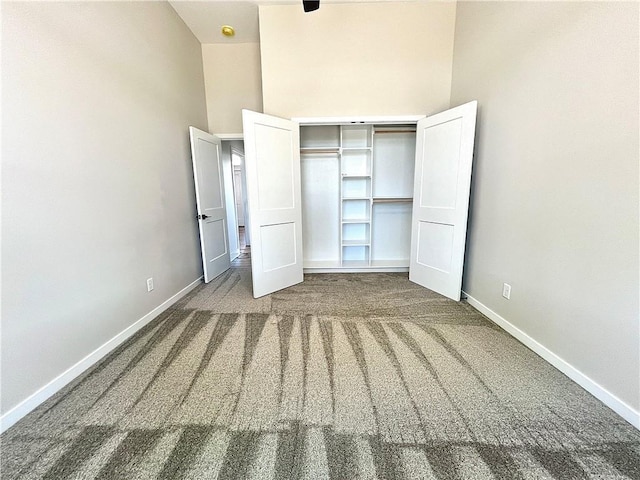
[259,2,457,118]
[1,2,208,415]
[169,1,260,44]
[451,2,639,411]
[202,43,263,134]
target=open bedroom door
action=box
[409,101,477,301]
[189,127,231,283]
[242,109,303,298]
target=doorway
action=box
[220,139,250,265]
[232,226,251,267]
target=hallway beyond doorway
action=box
[231,226,250,268]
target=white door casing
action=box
[409,101,478,300]
[221,143,240,261]
[242,110,304,298]
[189,126,231,283]
[234,167,245,226]
[240,156,251,245]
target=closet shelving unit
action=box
[340,125,373,267]
[300,121,417,272]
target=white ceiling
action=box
[169,0,411,44]
[169,1,263,44]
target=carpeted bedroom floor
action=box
[2,266,639,479]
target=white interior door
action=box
[409,101,478,301]
[242,109,303,298]
[189,126,231,283]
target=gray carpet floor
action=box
[2,266,640,479]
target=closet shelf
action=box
[300,147,340,155]
[341,147,372,151]
[372,197,413,203]
[342,240,370,246]
[373,130,416,135]
[341,174,371,178]
[342,196,370,201]
[341,218,371,224]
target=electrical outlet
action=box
[502,283,511,299]
[147,278,154,292]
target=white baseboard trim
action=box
[463,291,640,430]
[0,277,203,434]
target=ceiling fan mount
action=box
[303,0,320,12]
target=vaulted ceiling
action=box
[168,0,411,44]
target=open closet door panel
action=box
[242,109,303,298]
[409,101,477,301]
[189,127,231,283]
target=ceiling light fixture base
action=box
[221,25,235,37]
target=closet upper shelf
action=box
[373,129,417,135]
[341,125,372,149]
[372,197,413,203]
[300,147,340,155]
[342,218,371,224]
[299,125,340,149]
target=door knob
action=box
[197,214,210,220]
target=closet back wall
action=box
[259,2,457,118]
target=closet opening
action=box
[300,123,417,272]
[240,102,477,299]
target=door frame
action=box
[216,133,248,256]
[219,141,240,261]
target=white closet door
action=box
[189,127,231,283]
[409,101,477,301]
[242,109,303,298]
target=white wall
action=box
[259,2,457,118]
[451,2,639,416]
[1,2,208,417]
[202,43,263,134]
